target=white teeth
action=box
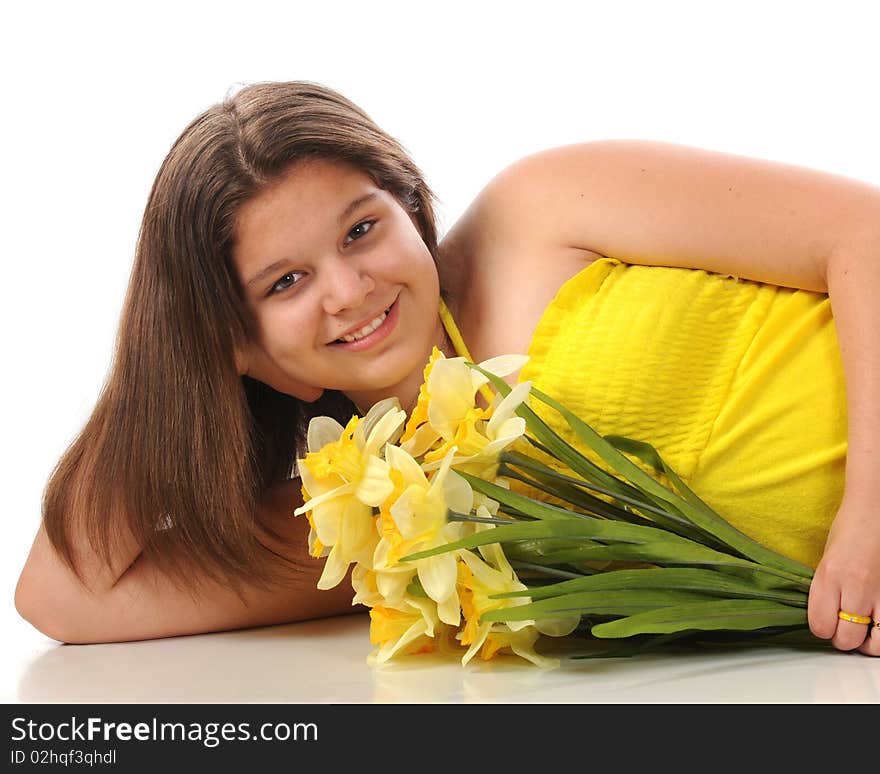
[340,310,388,343]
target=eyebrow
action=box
[245,191,380,289]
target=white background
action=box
[2,0,879,700]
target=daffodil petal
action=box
[410,597,439,637]
[461,621,492,665]
[385,444,428,488]
[427,361,475,436]
[505,617,536,632]
[355,455,394,506]
[534,616,582,637]
[293,482,355,516]
[399,424,442,457]
[480,428,525,459]
[360,397,402,437]
[428,445,458,499]
[375,619,428,664]
[477,354,530,379]
[474,497,500,516]
[508,627,560,669]
[487,381,531,434]
[351,565,382,607]
[311,500,344,546]
[339,499,375,559]
[297,458,341,501]
[480,540,517,578]
[307,527,330,558]
[443,469,474,515]
[376,567,416,607]
[307,416,346,453]
[389,486,425,540]
[460,545,508,588]
[437,589,462,627]
[372,536,393,569]
[316,545,350,590]
[363,406,407,457]
[418,552,458,604]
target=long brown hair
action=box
[42,81,440,596]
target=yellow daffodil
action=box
[428,380,532,479]
[350,565,382,608]
[399,347,443,457]
[382,444,474,626]
[364,538,422,610]
[295,398,406,589]
[478,624,559,669]
[455,537,559,668]
[400,348,529,462]
[368,598,442,665]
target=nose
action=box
[320,256,376,316]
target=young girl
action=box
[15,81,880,656]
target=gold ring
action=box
[838,610,872,625]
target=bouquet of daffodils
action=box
[295,349,818,668]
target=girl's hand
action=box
[807,494,880,656]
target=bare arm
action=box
[14,479,361,644]
[470,139,880,291]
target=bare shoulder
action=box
[437,146,610,362]
[446,137,804,257]
[438,140,645,274]
[441,138,880,311]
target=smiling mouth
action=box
[331,298,398,345]
[335,307,391,343]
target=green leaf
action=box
[508,560,587,580]
[469,360,814,582]
[405,577,428,598]
[590,599,808,638]
[503,537,607,561]
[501,450,729,548]
[403,510,696,561]
[500,463,640,524]
[605,434,714,515]
[492,567,808,606]
[456,471,581,521]
[529,386,814,580]
[509,542,810,590]
[480,588,711,623]
[406,504,811,590]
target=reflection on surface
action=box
[16,614,880,704]
[18,615,376,703]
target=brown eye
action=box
[344,220,375,245]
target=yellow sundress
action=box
[440,257,847,569]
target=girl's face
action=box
[232,158,447,412]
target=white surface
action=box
[5,611,879,704]
[4,1,880,704]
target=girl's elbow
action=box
[14,575,69,644]
[14,566,101,645]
